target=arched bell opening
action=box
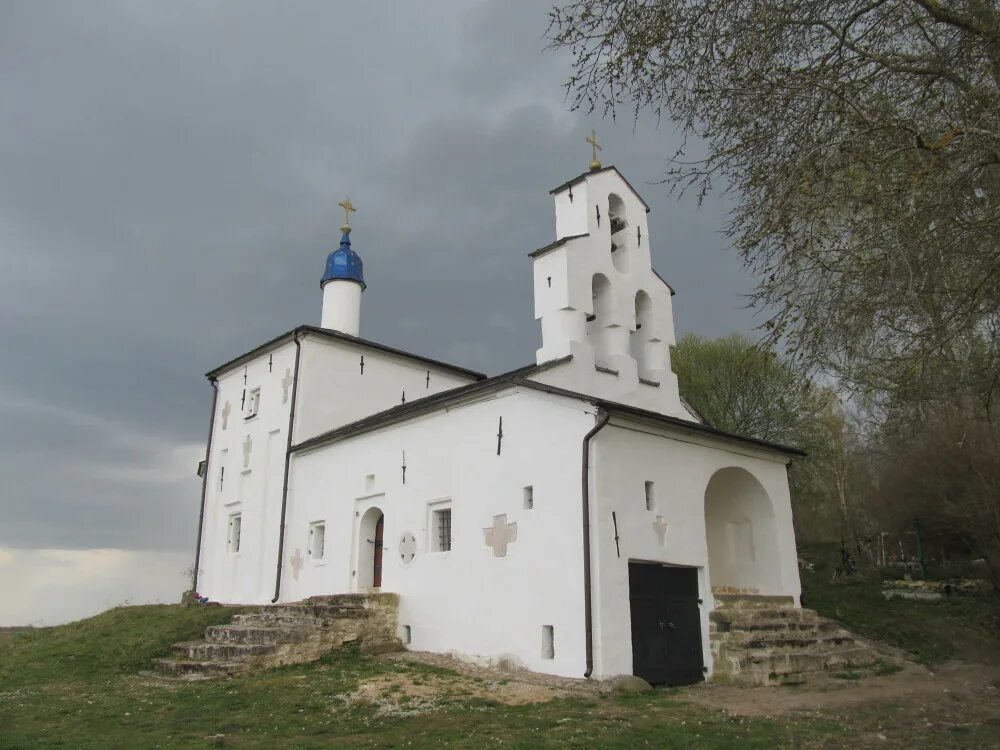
[608,193,629,273]
[630,290,654,379]
[587,273,614,368]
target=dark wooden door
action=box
[628,562,704,686]
[373,515,384,588]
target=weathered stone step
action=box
[711,607,819,624]
[739,646,876,674]
[713,630,853,650]
[231,612,326,628]
[306,594,370,607]
[152,658,249,676]
[170,641,275,661]
[713,594,797,609]
[204,625,309,645]
[265,604,371,620]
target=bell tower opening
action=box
[631,290,653,378]
[608,193,629,273]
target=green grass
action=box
[1,596,998,748]
[800,544,1000,665]
[0,606,837,749]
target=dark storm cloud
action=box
[0,0,755,561]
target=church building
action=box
[192,148,804,685]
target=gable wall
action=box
[293,335,477,443]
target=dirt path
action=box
[678,661,1000,717]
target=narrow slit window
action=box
[402,625,412,644]
[542,625,554,659]
[309,521,326,560]
[227,513,242,554]
[523,486,534,510]
[644,481,655,512]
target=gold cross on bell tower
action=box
[338,198,356,234]
[586,129,602,171]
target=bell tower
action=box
[525,138,691,420]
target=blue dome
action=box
[320,231,365,290]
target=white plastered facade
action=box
[194,165,803,681]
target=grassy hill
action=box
[0,579,997,748]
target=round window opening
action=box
[398,532,417,566]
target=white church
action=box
[192,150,804,685]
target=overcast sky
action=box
[0,1,756,626]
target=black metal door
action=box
[628,562,704,686]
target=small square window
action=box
[245,388,261,419]
[227,513,242,554]
[523,486,534,510]
[431,507,452,552]
[644,481,655,512]
[309,521,326,561]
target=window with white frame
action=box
[430,505,452,552]
[309,521,326,561]
[227,513,242,554]
[245,387,261,419]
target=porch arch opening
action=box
[703,468,782,595]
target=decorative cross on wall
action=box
[399,532,417,566]
[221,401,231,430]
[242,435,252,469]
[483,514,518,557]
[290,548,304,581]
[653,516,669,546]
[281,368,293,404]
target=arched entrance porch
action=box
[704,467,782,595]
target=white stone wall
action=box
[293,335,478,443]
[197,341,298,604]
[198,333,479,605]
[281,387,597,678]
[587,421,801,679]
[531,168,687,419]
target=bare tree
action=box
[549,1,1000,413]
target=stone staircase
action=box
[709,594,882,686]
[153,593,400,678]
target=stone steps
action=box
[152,593,400,679]
[170,641,275,661]
[204,624,310,645]
[709,599,883,686]
[152,657,249,677]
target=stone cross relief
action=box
[242,435,252,469]
[653,515,669,546]
[221,401,231,430]
[281,368,293,404]
[398,532,417,566]
[290,548,304,581]
[483,514,518,557]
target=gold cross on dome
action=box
[586,129,602,171]
[338,198,356,233]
